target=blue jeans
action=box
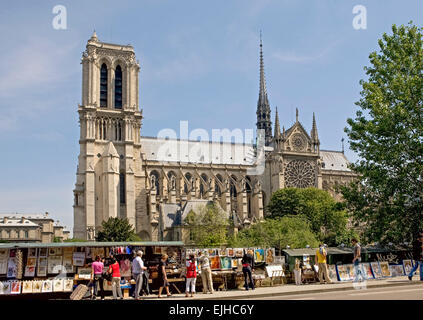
[354,260,364,282]
[408,261,423,280]
[242,266,254,290]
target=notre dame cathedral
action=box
[73,32,356,241]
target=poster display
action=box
[328,264,339,282]
[24,257,37,277]
[403,259,413,275]
[265,248,275,264]
[210,256,220,270]
[336,264,353,281]
[254,248,265,263]
[7,257,17,278]
[370,262,383,278]
[234,248,244,258]
[0,249,8,274]
[361,263,374,279]
[22,281,33,294]
[72,252,85,267]
[10,280,21,294]
[37,257,47,276]
[389,264,404,277]
[379,261,391,277]
[220,257,232,270]
[47,255,63,274]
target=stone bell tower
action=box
[73,32,144,240]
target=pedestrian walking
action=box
[293,258,302,285]
[241,250,255,290]
[132,250,147,300]
[199,251,214,294]
[108,257,123,300]
[157,254,171,298]
[352,238,363,282]
[185,254,197,297]
[315,243,332,284]
[91,255,105,300]
[408,232,423,281]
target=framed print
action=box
[39,248,48,257]
[154,247,162,255]
[63,247,74,256]
[53,279,64,292]
[389,264,404,277]
[274,256,285,265]
[265,248,275,264]
[9,249,16,258]
[28,248,37,258]
[226,248,234,257]
[234,248,244,258]
[48,248,56,256]
[254,248,265,263]
[0,249,9,259]
[336,265,353,281]
[303,254,311,269]
[32,281,42,293]
[77,267,92,280]
[7,257,17,278]
[232,258,238,269]
[47,255,63,274]
[379,261,391,277]
[345,264,355,280]
[0,259,7,275]
[37,257,48,277]
[120,259,131,277]
[403,259,413,275]
[10,281,21,294]
[73,252,85,267]
[220,257,232,270]
[63,257,74,273]
[42,280,53,293]
[64,279,73,292]
[361,262,374,280]
[370,262,383,278]
[1,281,11,295]
[22,281,33,294]
[210,256,221,270]
[328,265,339,282]
[24,257,37,277]
[208,249,218,257]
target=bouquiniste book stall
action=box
[0,241,183,298]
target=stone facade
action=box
[73,33,357,241]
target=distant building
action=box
[0,213,69,243]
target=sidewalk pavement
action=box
[136,276,423,300]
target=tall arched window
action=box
[115,65,122,109]
[100,64,108,107]
[119,173,126,204]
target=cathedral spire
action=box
[311,112,319,143]
[256,31,272,146]
[274,106,281,140]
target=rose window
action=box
[284,160,315,188]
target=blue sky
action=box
[1,0,422,233]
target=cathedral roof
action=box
[320,150,351,172]
[140,136,256,166]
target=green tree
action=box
[267,187,355,245]
[229,216,319,251]
[342,23,423,244]
[96,217,141,242]
[184,203,230,247]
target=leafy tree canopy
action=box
[96,217,140,242]
[342,23,423,244]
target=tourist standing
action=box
[108,257,123,299]
[241,250,255,290]
[315,243,332,284]
[293,258,302,285]
[132,250,147,300]
[199,251,214,294]
[352,238,363,282]
[185,254,197,297]
[91,255,105,300]
[408,232,423,281]
[157,254,171,298]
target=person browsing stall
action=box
[132,250,147,300]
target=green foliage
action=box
[96,217,140,242]
[267,187,356,246]
[184,203,230,247]
[228,216,319,250]
[342,22,423,244]
[53,237,62,243]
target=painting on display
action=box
[0,281,11,295]
[154,247,162,255]
[24,257,37,277]
[389,264,404,277]
[9,249,16,258]
[345,264,355,280]
[361,263,374,280]
[303,254,311,269]
[226,248,234,257]
[274,256,285,265]
[0,249,8,274]
[22,281,33,294]
[234,249,244,258]
[72,252,85,267]
[48,248,57,256]
[210,256,220,270]
[120,259,131,277]
[78,267,92,280]
[370,262,383,279]
[32,281,42,293]
[47,255,63,274]
[37,257,47,277]
[64,279,74,292]
[39,248,47,257]
[379,261,391,277]
[336,265,353,281]
[28,248,37,258]
[265,248,275,264]
[63,257,73,273]
[7,258,17,278]
[403,260,413,275]
[53,279,64,292]
[328,265,339,282]
[220,257,232,270]
[208,249,218,257]
[10,281,21,294]
[254,248,265,263]
[42,280,53,293]
[232,258,238,269]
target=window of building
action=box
[115,65,122,109]
[100,64,108,107]
[120,172,126,204]
[24,231,29,238]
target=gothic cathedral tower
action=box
[73,32,144,240]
